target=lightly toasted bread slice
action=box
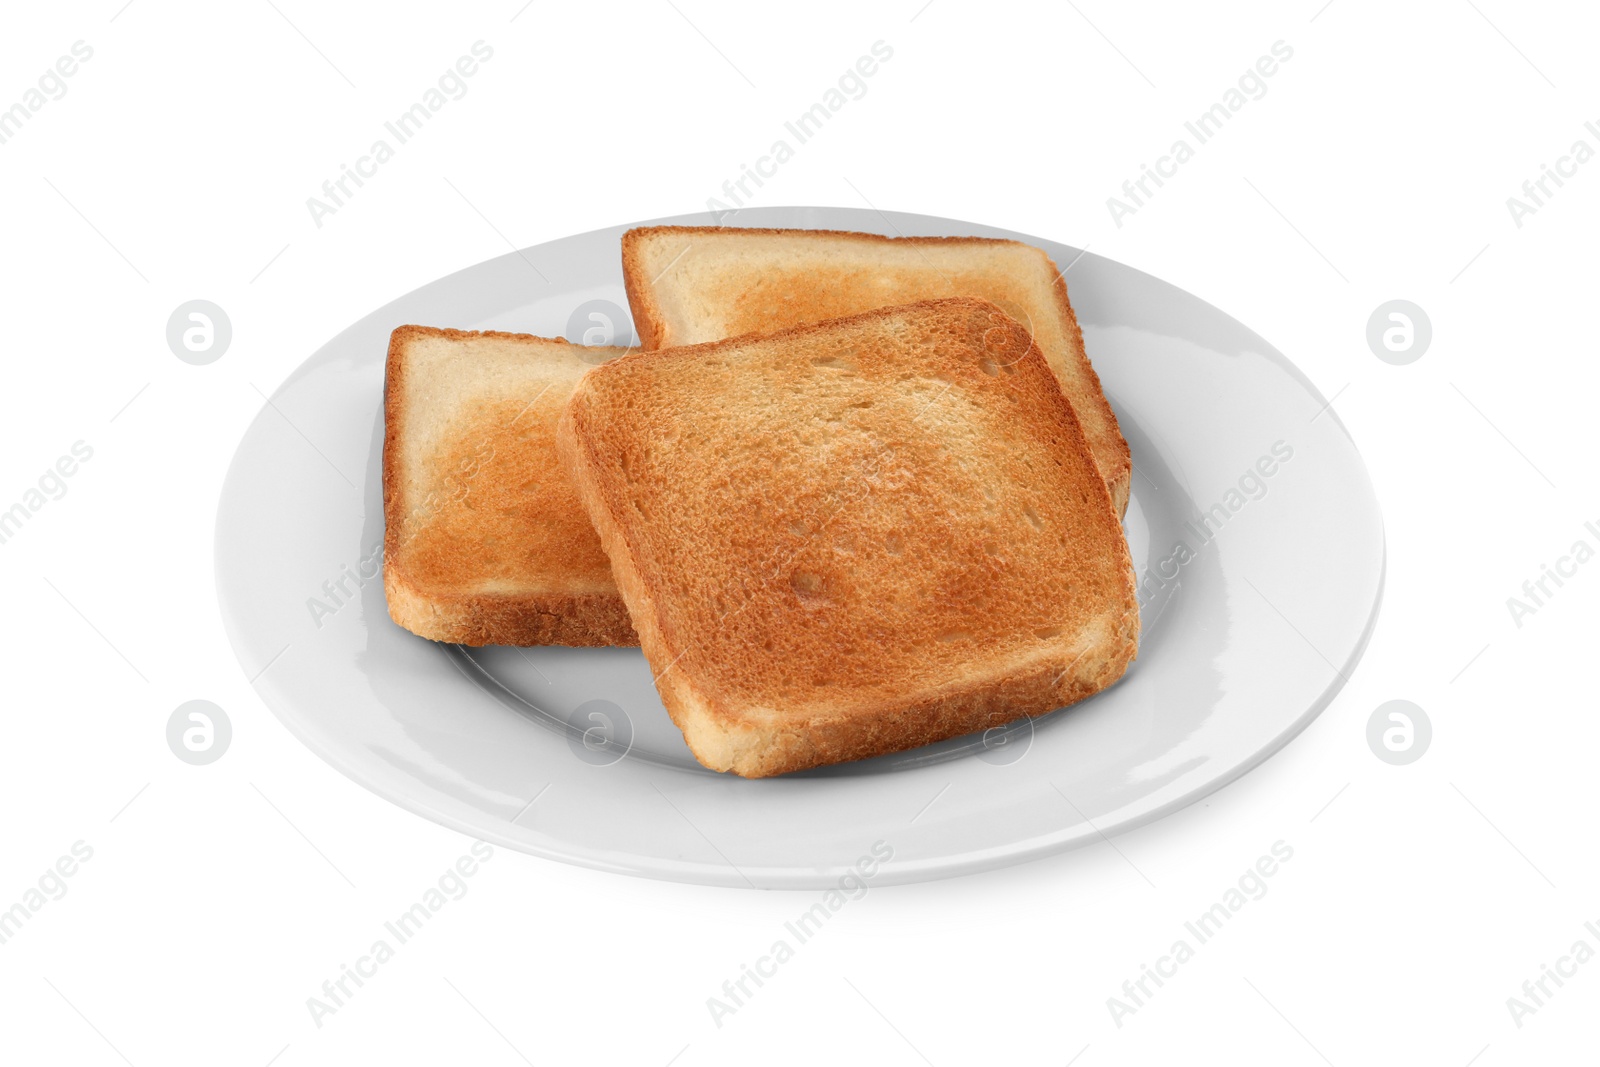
[558,298,1139,777]
[383,325,637,646]
[621,225,1133,515]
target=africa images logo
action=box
[1138,441,1294,606]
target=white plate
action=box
[215,206,1383,888]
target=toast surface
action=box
[558,298,1138,777]
[383,325,636,646]
[622,225,1132,514]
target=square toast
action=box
[622,225,1133,514]
[383,326,636,646]
[558,298,1139,777]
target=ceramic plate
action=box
[215,206,1383,888]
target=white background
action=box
[2,1,1596,1063]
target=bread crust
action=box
[620,225,1132,515]
[559,298,1138,776]
[382,566,636,646]
[383,324,638,647]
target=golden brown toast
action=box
[558,298,1139,776]
[622,225,1132,514]
[383,325,636,646]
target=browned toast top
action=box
[622,225,1132,514]
[558,298,1138,743]
[384,326,625,601]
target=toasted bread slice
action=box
[558,298,1138,777]
[383,326,636,646]
[622,225,1132,515]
